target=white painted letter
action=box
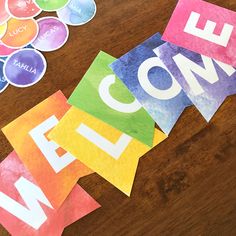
[173,54,235,95]
[77,123,132,160]
[99,74,142,113]
[184,11,233,47]
[138,57,182,100]
[29,115,76,173]
[0,177,53,229]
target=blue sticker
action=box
[0,59,8,93]
[57,0,96,26]
[110,33,192,135]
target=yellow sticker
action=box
[0,22,7,39]
[49,107,167,196]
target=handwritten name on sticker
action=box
[13,59,37,74]
[57,0,97,26]
[7,0,42,19]
[162,0,236,67]
[1,18,38,48]
[3,48,46,87]
[2,91,93,209]
[0,59,8,93]
[0,151,100,236]
[32,17,69,52]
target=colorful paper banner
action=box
[110,33,192,135]
[68,51,155,146]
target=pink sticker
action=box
[162,0,236,67]
[0,151,100,236]
[0,41,17,57]
[0,0,10,24]
[6,0,42,19]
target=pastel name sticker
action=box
[0,59,8,93]
[0,41,17,57]
[0,0,10,24]
[162,0,236,67]
[1,18,39,49]
[0,151,100,236]
[35,0,70,11]
[0,22,7,39]
[4,48,47,87]
[2,91,93,209]
[57,0,96,26]
[68,51,155,146]
[110,33,192,135]
[48,107,167,196]
[154,42,236,121]
[32,17,69,52]
[6,0,42,19]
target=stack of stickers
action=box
[0,0,97,92]
[0,0,236,235]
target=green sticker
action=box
[35,0,69,11]
[68,51,155,146]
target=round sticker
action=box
[0,1,10,25]
[3,48,47,87]
[6,0,42,19]
[57,0,96,26]
[0,42,17,57]
[35,0,70,11]
[1,18,39,49]
[0,59,9,92]
[31,17,69,52]
[0,22,7,39]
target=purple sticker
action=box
[3,48,47,87]
[31,17,69,52]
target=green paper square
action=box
[68,51,155,146]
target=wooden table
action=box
[0,0,236,235]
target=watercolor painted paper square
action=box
[48,107,167,196]
[0,151,100,236]
[154,42,236,121]
[2,91,93,209]
[162,0,236,67]
[110,33,192,135]
[68,51,155,146]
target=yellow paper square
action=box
[49,107,167,196]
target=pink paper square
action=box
[0,151,100,236]
[163,0,236,67]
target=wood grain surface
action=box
[0,0,236,235]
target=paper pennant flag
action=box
[110,33,192,135]
[0,151,100,236]
[153,42,236,121]
[2,91,93,209]
[48,106,167,196]
[32,17,69,52]
[162,0,236,67]
[68,51,155,146]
